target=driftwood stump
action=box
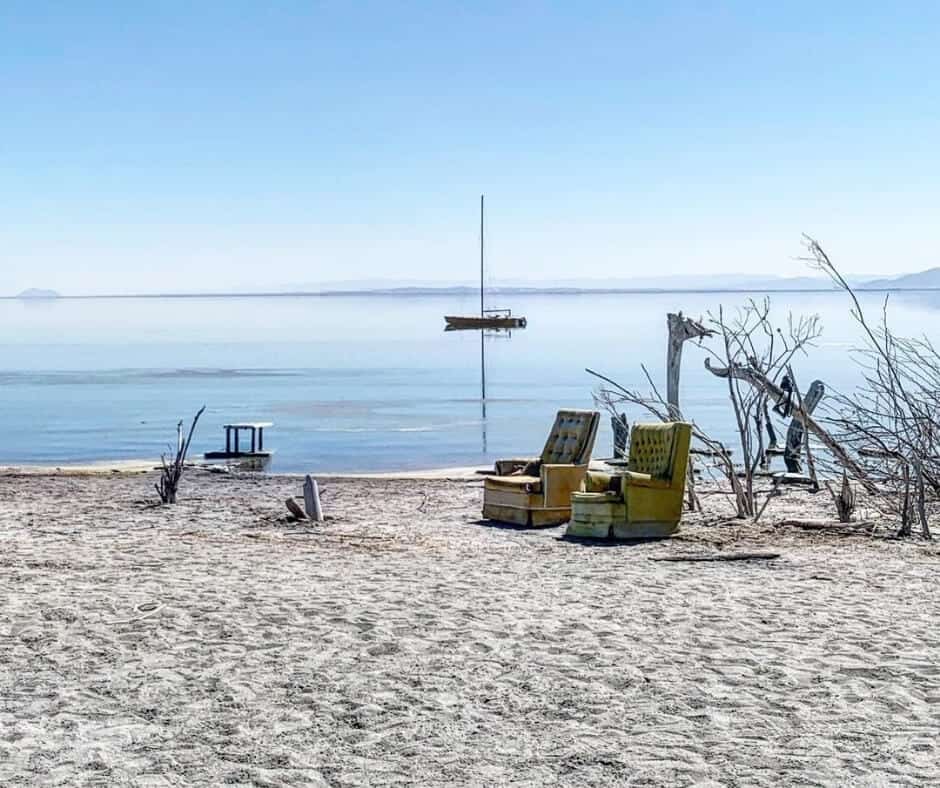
[666,312,714,419]
[666,313,714,512]
[611,413,629,459]
[286,497,307,521]
[303,475,324,522]
[784,380,824,473]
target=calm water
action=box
[3,290,940,472]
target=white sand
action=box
[2,469,939,785]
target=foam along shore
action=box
[1,468,939,786]
[0,459,491,479]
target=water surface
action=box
[3,290,938,472]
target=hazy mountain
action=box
[17,270,937,298]
[280,274,848,293]
[297,273,861,293]
[16,288,61,299]
[861,269,940,289]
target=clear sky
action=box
[2,1,939,294]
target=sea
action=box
[2,289,939,473]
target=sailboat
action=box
[444,195,527,331]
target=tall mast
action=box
[479,193,484,317]
[479,194,486,413]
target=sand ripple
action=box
[1,472,939,785]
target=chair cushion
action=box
[485,475,542,493]
[629,423,678,478]
[571,490,622,503]
[540,410,598,465]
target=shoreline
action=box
[0,458,491,480]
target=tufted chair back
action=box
[539,410,600,466]
[628,422,686,480]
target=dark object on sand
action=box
[286,497,307,520]
[649,552,780,562]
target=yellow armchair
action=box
[566,421,692,539]
[483,410,599,526]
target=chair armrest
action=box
[541,464,589,507]
[620,471,671,490]
[495,457,538,475]
[583,471,618,493]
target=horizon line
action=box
[7,284,940,300]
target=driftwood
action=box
[303,475,324,522]
[650,552,780,562]
[825,472,856,523]
[611,413,629,459]
[784,379,824,474]
[156,406,206,504]
[285,497,308,520]
[775,518,874,531]
[666,313,714,512]
[666,312,714,419]
[704,358,873,490]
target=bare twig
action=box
[156,406,206,504]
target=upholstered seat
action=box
[483,410,599,527]
[484,475,542,492]
[566,422,692,539]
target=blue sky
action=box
[2,1,939,294]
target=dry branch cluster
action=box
[589,240,940,538]
[806,239,936,537]
[156,406,206,504]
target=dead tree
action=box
[704,357,872,487]
[588,365,739,516]
[156,406,206,504]
[803,236,937,537]
[666,312,714,418]
[666,313,715,509]
[701,300,822,517]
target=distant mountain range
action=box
[16,288,61,299]
[862,268,940,290]
[10,269,940,298]
[291,271,940,293]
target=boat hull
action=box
[444,315,527,331]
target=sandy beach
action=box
[2,468,940,786]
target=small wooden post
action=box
[250,427,256,453]
[304,475,324,522]
[258,428,264,451]
[225,427,231,454]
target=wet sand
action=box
[2,469,939,786]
